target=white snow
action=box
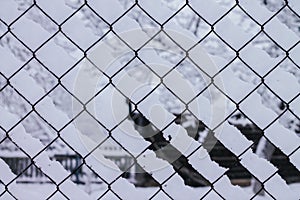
[239,91,278,129]
[137,150,177,182]
[138,0,176,24]
[135,84,250,197]
[162,175,211,200]
[36,0,75,24]
[265,67,299,102]
[0,159,16,185]
[0,1,26,24]
[239,0,274,24]
[1,0,300,199]
[11,12,54,51]
[239,46,282,76]
[10,69,45,104]
[0,106,19,131]
[189,0,228,24]
[289,0,300,14]
[216,123,252,156]
[240,150,298,199]
[36,37,78,77]
[264,18,299,50]
[112,121,151,156]
[62,14,98,50]
[0,38,26,77]
[215,18,252,50]
[0,106,92,199]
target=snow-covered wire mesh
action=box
[0,0,300,199]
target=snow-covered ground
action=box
[3,182,300,200]
[0,0,300,199]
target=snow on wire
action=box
[0,0,300,199]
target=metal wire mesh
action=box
[0,0,300,199]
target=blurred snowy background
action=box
[0,0,300,199]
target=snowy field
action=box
[1,184,300,200]
[1,0,300,199]
[2,182,300,199]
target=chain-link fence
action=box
[0,0,300,199]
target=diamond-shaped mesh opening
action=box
[9,61,57,105]
[60,61,106,107]
[189,0,235,25]
[264,20,299,51]
[213,60,259,103]
[88,0,133,24]
[85,85,128,130]
[34,99,69,131]
[265,61,299,102]
[281,6,300,35]
[225,4,261,35]
[250,32,286,59]
[0,1,32,25]
[78,164,109,197]
[87,32,135,76]
[138,0,181,25]
[23,59,58,93]
[0,88,32,131]
[51,154,93,187]
[47,85,82,119]
[194,32,237,61]
[164,5,211,39]
[0,34,32,78]
[61,6,110,51]
[239,86,281,130]
[112,5,160,46]
[112,59,161,102]
[10,6,58,51]
[214,11,258,51]
[20,112,57,145]
[36,35,82,78]
[36,0,77,24]
[1,0,300,199]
